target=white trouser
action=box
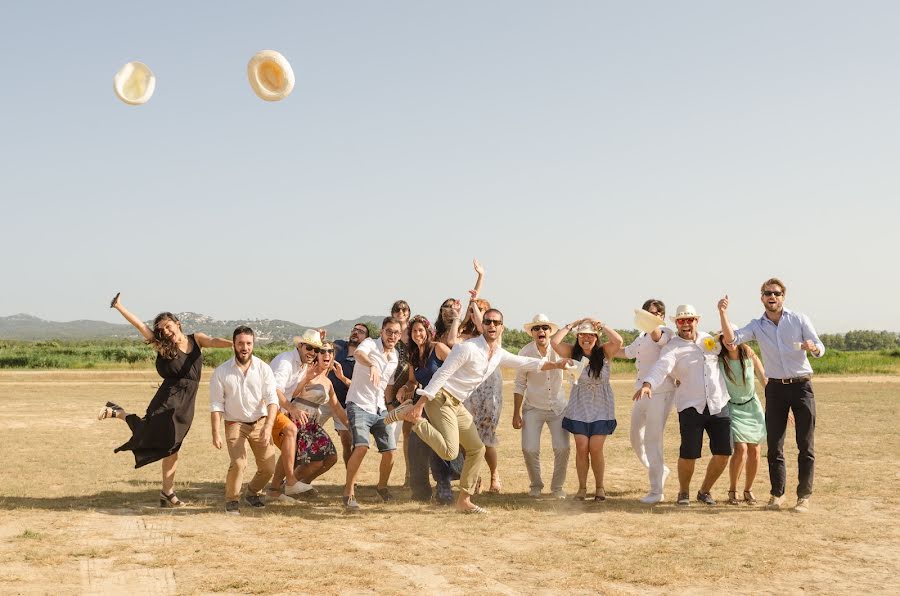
[521,405,570,492]
[630,390,675,494]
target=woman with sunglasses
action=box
[550,319,623,501]
[99,293,232,507]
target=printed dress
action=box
[114,334,202,468]
[292,383,338,465]
[721,358,766,445]
[562,358,617,437]
[465,368,504,447]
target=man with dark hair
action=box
[718,278,824,513]
[209,326,279,515]
[323,323,370,464]
[341,317,402,510]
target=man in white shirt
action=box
[616,299,676,504]
[512,314,570,499]
[403,308,573,514]
[635,305,732,507]
[342,317,402,511]
[209,326,280,515]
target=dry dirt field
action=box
[0,370,898,595]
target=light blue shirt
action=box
[732,308,825,379]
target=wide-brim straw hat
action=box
[634,308,664,334]
[113,61,155,105]
[293,329,323,349]
[247,50,295,101]
[670,304,700,322]
[573,322,599,336]
[523,313,559,335]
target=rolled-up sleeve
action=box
[261,363,279,407]
[801,314,826,358]
[420,343,470,399]
[209,368,226,413]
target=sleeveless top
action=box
[156,333,202,386]
[293,383,330,417]
[721,358,757,405]
[562,358,615,422]
[414,348,444,387]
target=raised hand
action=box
[473,258,485,276]
[717,295,729,313]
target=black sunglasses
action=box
[483,319,503,327]
[762,290,784,297]
[531,325,551,332]
[317,348,334,354]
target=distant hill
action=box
[0,313,382,343]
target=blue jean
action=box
[346,402,396,452]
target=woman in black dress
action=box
[99,293,231,507]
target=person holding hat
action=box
[635,305,732,507]
[718,278,825,513]
[513,314,571,498]
[550,319,623,501]
[614,299,676,504]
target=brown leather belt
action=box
[770,376,811,384]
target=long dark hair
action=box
[435,298,456,340]
[460,298,490,338]
[407,315,435,369]
[150,312,182,360]
[571,335,605,379]
[718,334,753,385]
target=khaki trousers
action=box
[412,389,485,496]
[224,418,277,502]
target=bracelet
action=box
[388,399,401,408]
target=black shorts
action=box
[678,405,733,459]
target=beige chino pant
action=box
[412,388,485,496]
[224,418,277,502]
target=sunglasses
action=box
[762,290,784,297]
[675,318,697,325]
[317,348,334,355]
[483,319,503,327]
[531,325,551,332]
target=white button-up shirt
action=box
[270,348,308,398]
[209,355,279,423]
[345,337,398,414]
[623,327,676,392]
[641,332,729,415]
[514,341,566,414]
[733,308,824,379]
[421,335,546,403]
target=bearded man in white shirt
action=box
[400,308,573,514]
[635,305,732,507]
[512,314,570,499]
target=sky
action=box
[1,1,898,333]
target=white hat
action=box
[523,313,559,335]
[293,329,323,349]
[633,308,664,334]
[671,304,700,322]
[247,50,295,101]
[573,321,599,336]
[113,61,156,105]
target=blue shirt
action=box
[328,339,356,407]
[732,308,825,379]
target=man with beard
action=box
[210,326,279,515]
[718,278,824,513]
[512,314,570,499]
[325,323,370,464]
[635,305,732,507]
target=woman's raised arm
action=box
[109,292,154,342]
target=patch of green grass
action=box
[18,529,41,540]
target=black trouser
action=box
[765,380,816,498]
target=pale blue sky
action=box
[1,1,898,333]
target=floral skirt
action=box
[294,421,337,466]
[464,368,503,447]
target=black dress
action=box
[114,334,203,468]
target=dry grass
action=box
[0,370,898,595]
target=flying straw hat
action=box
[113,61,155,105]
[634,308,664,334]
[247,50,295,101]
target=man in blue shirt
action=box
[718,278,825,513]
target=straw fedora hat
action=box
[523,313,559,335]
[113,61,155,105]
[634,308,664,334]
[247,50,295,101]
[293,329,323,349]
[670,304,700,322]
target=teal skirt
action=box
[730,396,766,444]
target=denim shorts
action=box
[346,402,396,452]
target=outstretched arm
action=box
[110,292,155,342]
[194,332,232,349]
[472,258,485,298]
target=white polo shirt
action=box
[641,332,729,415]
[623,327,676,392]
[514,341,566,414]
[209,355,279,423]
[345,337,398,415]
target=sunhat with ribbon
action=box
[573,321,600,335]
[523,313,559,335]
[113,61,155,105]
[293,329,323,349]
[670,304,700,322]
[247,50,295,101]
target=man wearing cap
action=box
[718,278,824,513]
[512,314,570,499]
[266,329,322,501]
[616,299,676,504]
[209,326,279,515]
[635,305,732,507]
[342,317,403,510]
[324,324,370,465]
[400,308,573,514]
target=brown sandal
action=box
[743,490,757,505]
[727,490,740,505]
[98,402,124,420]
[159,491,185,508]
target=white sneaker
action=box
[766,495,786,510]
[268,493,297,504]
[284,480,316,496]
[551,489,567,500]
[528,487,542,498]
[639,492,664,504]
[793,497,811,513]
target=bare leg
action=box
[377,451,395,489]
[402,421,412,485]
[337,430,352,465]
[295,461,325,484]
[729,442,747,492]
[744,444,761,491]
[588,435,607,495]
[344,446,368,497]
[678,457,696,494]
[573,435,590,495]
[280,426,301,487]
[485,446,501,491]
[161,452,178,495]
[699,455,730,493]
[270,454,286,495]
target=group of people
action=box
[98,268,823,516]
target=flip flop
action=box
[98,401,124,420]
[459,505,488,515]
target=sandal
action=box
[743,490,757,506]
[159,491,185,508]
[488,476,502,494]
[574,488,587,501]
[98,401,124,420]
[459,505,489,515]
[594,488,606,502]
[727,490,740,505]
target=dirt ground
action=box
[0,370,898,595]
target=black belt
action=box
[769,376,811,385]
